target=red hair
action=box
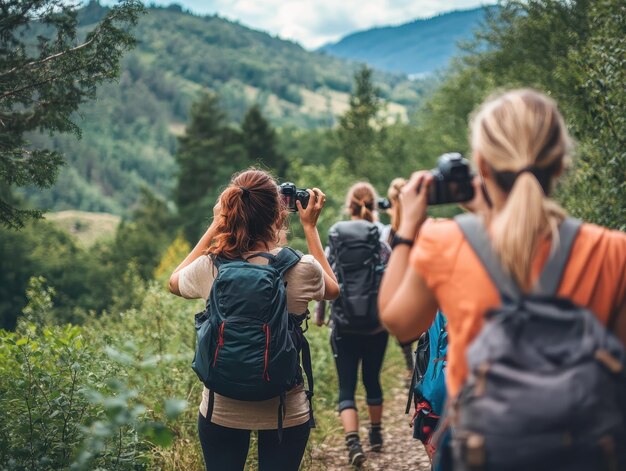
[206,169,286,259]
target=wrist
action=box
[397,217,426,240]
[396,225,417,240]
[302,223,318,233]
[390,233,414,249]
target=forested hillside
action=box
[320,7,489,75]
[24,2,424,215]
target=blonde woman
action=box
[379,89,626,469]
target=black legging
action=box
[331,329,389,412]
[399,340,414,371]
[198,413,310,471]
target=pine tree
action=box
[0,0,144,229]
[241,105,288,177]
[174,93,247,243]
[337,66,388,183]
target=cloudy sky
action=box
[149,0,487,49]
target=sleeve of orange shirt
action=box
[559,224,626,326]
[601,227,626,327]
[410,218,463,293]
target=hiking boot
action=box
[369,425,383,452]
[346,434,367,467]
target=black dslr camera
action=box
[279,182,310,212]
[423,153,475,205]
[377,198,392,210]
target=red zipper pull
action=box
[213,321,225,367]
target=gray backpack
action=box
[328,220,385,333]
[453,214,626,471]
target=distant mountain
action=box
[26,2,425,215]
[320,7,490,76]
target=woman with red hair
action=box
[169,168,339,471]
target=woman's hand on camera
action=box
[397,171,432,240]
[297,188,326,229]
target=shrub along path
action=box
[308,382,432,470]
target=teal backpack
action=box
[192,248,315,436]
[407,311,448,443]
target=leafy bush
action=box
[0,321,97,470]
[0,279,189,470]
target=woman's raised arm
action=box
[379,172,438,342]
[298,188,340,300]
[169,205,220,296]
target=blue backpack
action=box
[192,248,315,435]
[407,311,448,443]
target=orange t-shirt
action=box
[410,219,626,397]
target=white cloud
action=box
[163,0,488,49]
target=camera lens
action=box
[377,198,392,210]
[424,153,475,205]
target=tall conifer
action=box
[241,105,288,177]
[174,94,246,242]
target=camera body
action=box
[377,198,392,211]
[279,182,310,212]
[426,153,475,205]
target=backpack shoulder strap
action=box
[212,255,228,269]
[271,247,303,276]
[534,218,582,296]
[455,213,521,302]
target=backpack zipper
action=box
[213,321,225,367]
[263,324,271,381]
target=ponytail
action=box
[491,173,564,290]
[359,201,374,222]
[207,169,284,259]
[345,182,377,222]
[471,89,571,291]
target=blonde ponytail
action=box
[491,173,565,290]
[471,89,571,290]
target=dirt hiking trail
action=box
[309,385,432,471]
